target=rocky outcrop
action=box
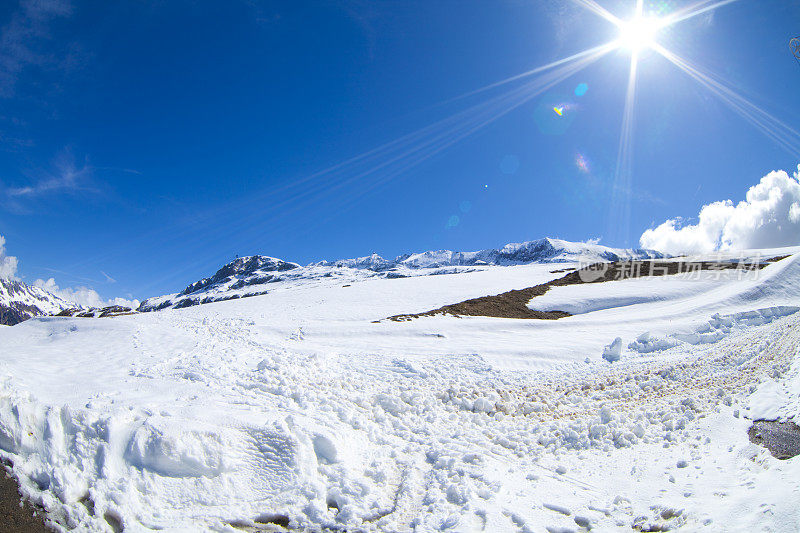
[0,278,73,326]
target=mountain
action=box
[0,278,74,326]
[139,238,664,312]
[316,238,664,270]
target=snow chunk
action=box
[543,501,571,515]
[473,397,494,414]
[602,338,622,362]
[374,393,406,416]
[312,434,338,464]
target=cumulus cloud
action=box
[2,234,138,307]
[640,165,800,254]
[33,277,139,309]
[0,235,19,279]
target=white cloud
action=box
[34,277,140,310]
[6,156,90,198]
[0,234,19,279]
[1,233,137,307]
[640,165,800,254]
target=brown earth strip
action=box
[0,469,53,533]
[386,257,788,322]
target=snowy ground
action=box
[1,251,799,532]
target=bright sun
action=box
[618,16,660,52]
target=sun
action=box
[617,15,661,52]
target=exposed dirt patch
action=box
[748,419,800,459]
[0,469,54,533]
[386,257,786,322]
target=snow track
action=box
[0,252,799,531]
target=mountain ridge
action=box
[139,237,665,312]
[0,278,74,326]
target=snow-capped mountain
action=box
[316,238,664,270]
[139,238,664,311]
[0,278,74,326]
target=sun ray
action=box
[608,47,640,246]
[570,0,621,26]
[234,43,613,225]
[452,41,618,102]
[88,43,616,280]
[221,41,616,211]
[653,44,800,157]
[662,0,741,27]
[226,47,612,238]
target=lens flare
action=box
[570,0,746,245]
[617,15,660,52]
[576,153,590,173]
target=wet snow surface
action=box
[1,249,800,532]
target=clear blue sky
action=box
[1,0,798,301]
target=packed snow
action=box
[1,248,799,531]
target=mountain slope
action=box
[139,238,664,311]
[0,278,74,326]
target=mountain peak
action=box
[0,278,75,325]
[180,255,300,296]
[139,238,664,312]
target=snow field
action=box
[0,252,798,531]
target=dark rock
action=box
[254,513,290,527]
[748,419,800,459]
[180,256,299,296]
[0,305,39,326]
[98,306,132,317]
[173,298,199,309]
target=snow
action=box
[602,338,622,362]
[0,249,799,531]
[141,238,664,312]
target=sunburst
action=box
[135,0,798,261]
[569,0,800,244]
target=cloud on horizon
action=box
[0,235,19,279]
[640,165,800,254]
[1,233,138,308]
[34,277,139,310]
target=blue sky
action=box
[0,0,799,302]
